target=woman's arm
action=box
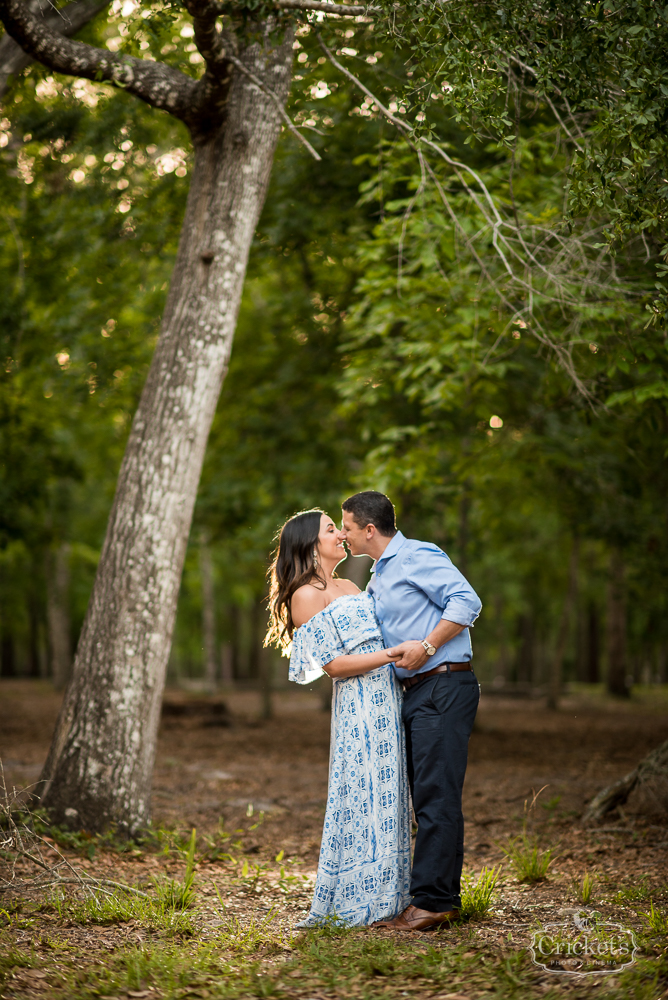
[324,648,397,679]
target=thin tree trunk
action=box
[199,534,217,693]
[46,543,72,691]
[27,590,41,678]
[220,641,234,685]
[606,548,628,698]
[547,540,578,710]
[586,602,600,684]
[515,613,534,685]
[0,632,15,677]
[258,645,273,721]
[38,33,294,833]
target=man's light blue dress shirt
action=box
[366,531,482,681]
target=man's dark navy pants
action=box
[402,668,480,912]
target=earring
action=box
[313,546,318,567]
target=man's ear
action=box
[366,523,376,539]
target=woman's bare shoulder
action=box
[291,585,329,628]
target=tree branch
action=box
[0,0,108,99]
[185,0,226,67]
[274,0,373,13]
[0,0,199,123]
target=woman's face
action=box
[317,513,346,565]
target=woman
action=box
[265,508,411,927]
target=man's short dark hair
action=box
[342,491,397,537]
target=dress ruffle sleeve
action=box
[288,593,383,685]
[289,609,342,685]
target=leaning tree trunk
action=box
[38,33,294,833]
[606,547,628,698]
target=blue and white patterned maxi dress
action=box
[289,592,412,926]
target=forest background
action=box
[1,0,668,706]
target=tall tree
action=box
[0,0,364,833]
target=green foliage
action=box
[460,865,501,920]
[1,0,667,696]
[371,0,668,270]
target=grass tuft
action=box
[573,869,595,904]
[461,865,501,920]
[642,902,668,936]
[500,834,556,883]
[153,826,198,910]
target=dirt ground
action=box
[1,679,667,998]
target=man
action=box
[340,490,482,931]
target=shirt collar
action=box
[376,530,406,566]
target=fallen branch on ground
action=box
[582,738,668,824]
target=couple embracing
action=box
[265,491,482,932]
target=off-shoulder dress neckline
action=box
[293,591,365,633]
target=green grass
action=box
[460,865,501,920]
[612,876,653,905]
[40,889,195,936]
[0,945,40,986]
[573,869,595,904]
[500,833,556,883]
[642,901,668,936]
[3,905,668,1000]
[214,905,291,954]
[152,826,198,910]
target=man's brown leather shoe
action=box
[372,904,461,931]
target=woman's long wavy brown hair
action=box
[264,509,326,653]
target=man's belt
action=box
[401,662,471,691]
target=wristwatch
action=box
[421,639,436,656]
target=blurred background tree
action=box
[1,0,667,722]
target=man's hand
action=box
[388,620,467,672]
[388,640,429,672]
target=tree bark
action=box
[37,30,294,833]
[199,534,217,693]
[46,543,72,691]
[606,547,628,698]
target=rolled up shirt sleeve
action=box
[406,545,482,627]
